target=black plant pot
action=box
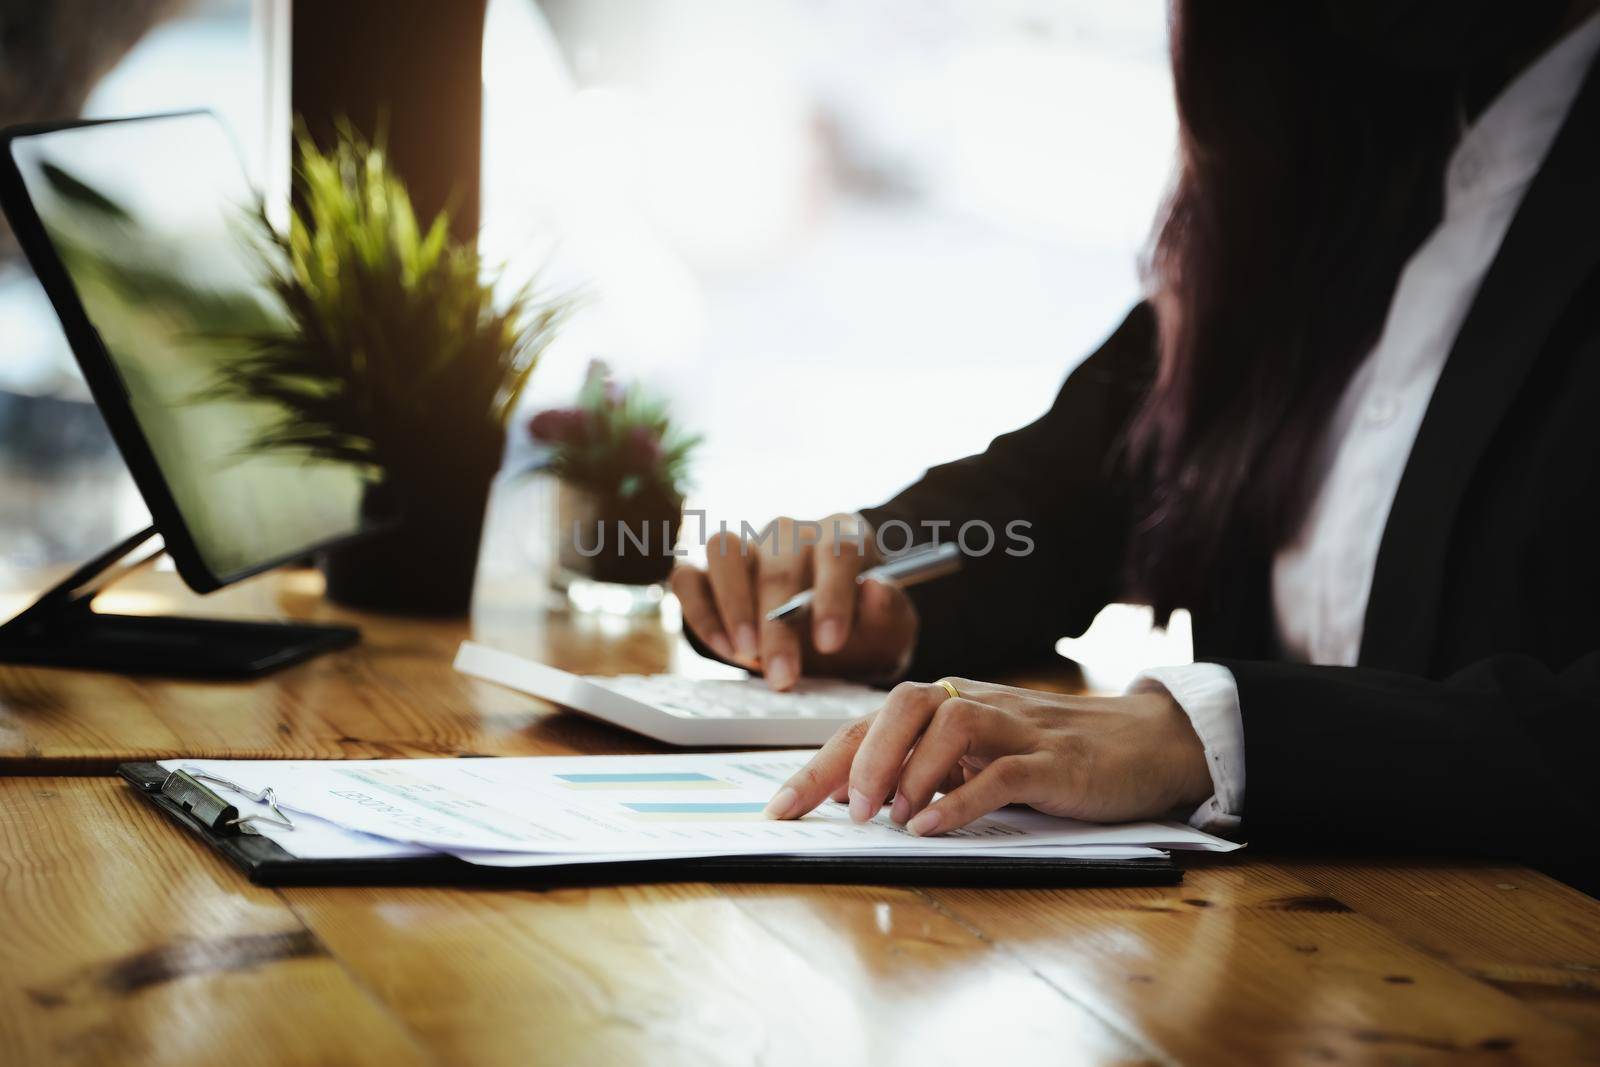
[555,480,684,588]
[321,451,500,617]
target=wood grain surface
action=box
[5,572,1600,1064]
[7,777,1600,1066]
[0,777,425,1066]
[0,568,683,773]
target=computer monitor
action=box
[0,111,383,592]
[0,112,378,675]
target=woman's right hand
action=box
[670,513,919,690]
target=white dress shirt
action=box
[1136,12,1600,836]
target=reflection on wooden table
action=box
[1,569,1598,1064]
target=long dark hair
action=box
[1126,1,1568,614]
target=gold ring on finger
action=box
[935,678,960,701]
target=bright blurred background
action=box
[1,0,1175,585]
[485,0,1175,533]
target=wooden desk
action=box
[6,777,1600,1065]
[0,568,683,773]
[0,568,1082,773]
[4,572,1600,1064]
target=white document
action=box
[241,805,436,861]
[159,752,1239,861]
[185,776,1170,867]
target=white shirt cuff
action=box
[1129,663,1245,837]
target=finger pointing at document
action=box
[764,679,1214,835]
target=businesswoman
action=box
[671,1,1600,888]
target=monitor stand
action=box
[0,526,359,678]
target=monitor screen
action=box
[6,113,374,585]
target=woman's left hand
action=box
[762,679,1214,834]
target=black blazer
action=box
[861,54,1600,888]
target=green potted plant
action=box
[531,361,699,609]
[212,126,576,614]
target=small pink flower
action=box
[529,407,590,445]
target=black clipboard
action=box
[119,762,1182,888]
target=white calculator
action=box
[453,641,883,746]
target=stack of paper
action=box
[157,751,1239,868]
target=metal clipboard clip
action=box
[160,768,296,835]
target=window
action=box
[484,0,1175,529]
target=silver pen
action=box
[764,541,964,622]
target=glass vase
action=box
[551,479,683,616]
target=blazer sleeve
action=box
[859,303,1157,680]
[1224,651,1600,877]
